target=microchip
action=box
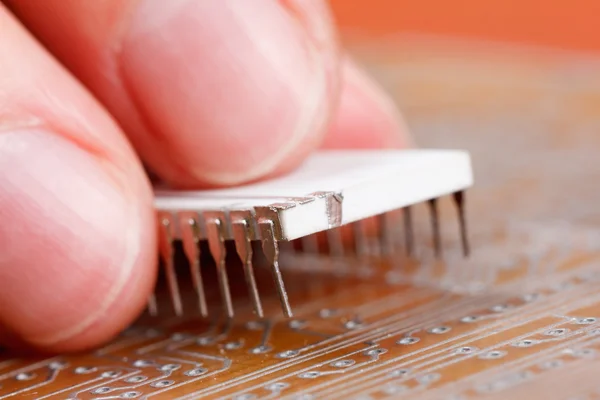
[153,149,473,319]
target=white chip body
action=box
[154,149,473,241]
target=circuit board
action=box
[3,38,600,399]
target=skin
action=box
[0,0,411,352]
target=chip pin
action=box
[231,212,264,318]
[179,212,209,317]
[326,228,345,257]
[353,221,369,256]
[158,212,183,316]
[378,213,394,256]
[260,220,293,318]
[403,207,414,257]
[147,294,159,317]
[301,234,319,253]
[453,191,470,257]
[427,198,442,258]
[205,214,235,319]
[279,240,296,255]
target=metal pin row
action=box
[297,191,469,259]
[150,210,292,320]
[149,191,469,319]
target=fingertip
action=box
[0,129,156,352]
[0,4,157,352]
[322,58,413,150]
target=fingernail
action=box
[121,0,337,186]
[0,130,145,346]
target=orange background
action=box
[329,0,600,52]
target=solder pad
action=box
[2,38,600,400]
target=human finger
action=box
[0,5,156,352]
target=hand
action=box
[0,0,410,352]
